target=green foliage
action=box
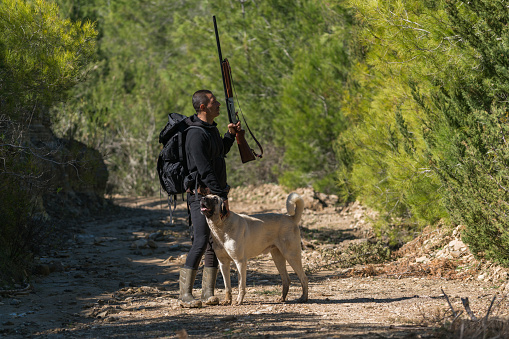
[345,0,509,265]
[51,0,355,195]
[277,6,352,193]
[0,180,46,285]
[442,107,509,264]
[426,1,509,265]
[338,0,450,237]
[0,0,97,115]
[0,0,97,284]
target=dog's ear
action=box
[219,198,228,218]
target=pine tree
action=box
[426,1,509,264]
[346,0,509,263]
[0,0,97,284]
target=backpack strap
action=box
[184,125,207,190]
[187,197,192,228]
[168,194,177,225]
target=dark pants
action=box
[184,193,218,270]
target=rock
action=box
[168,244,180,251]
[131,239,148,249]
[96,311,109,318]
[452,225,463,238]
[353,212,363,220]
[415,256,428,263]
[149,231,164,241]
[75,234,95,244]
[448,239,466,252]
[10,299,21,306]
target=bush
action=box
[0,179,48,285]
[0,0,97,284]
[436,107,509,265]
[423,2,509,265]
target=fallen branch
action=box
[482,294,497,326]
[441,287,458,317]
[461,297,478,321]
[0,283,32,296]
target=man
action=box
[178,89,240,308]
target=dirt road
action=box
[0,185,506,338]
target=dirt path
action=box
[0,185,506,338]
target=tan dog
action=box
[200,193,308,305]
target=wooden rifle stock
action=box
[236,130,256,163]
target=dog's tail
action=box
[286,193,304,225]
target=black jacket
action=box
[184,114,235,199]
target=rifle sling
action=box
[238,111,263,158]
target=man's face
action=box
[205,93,221,118]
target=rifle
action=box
[213,15,263,164]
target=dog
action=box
[200,193,308,305]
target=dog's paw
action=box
[275,296,286,303]
[220,299,232,306]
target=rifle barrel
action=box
[213,16,236,124]
[213,16,223,64]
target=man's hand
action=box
[228,121,241,135]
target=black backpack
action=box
[157,113,203,223]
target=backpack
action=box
[157,113,203,223]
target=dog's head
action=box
[200,194,228,219]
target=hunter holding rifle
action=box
[178,90,240,308]
[177,16,262,308]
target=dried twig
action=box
[461,297,478,321]
[0,283,32,296]
[451,310,464,327]
[482,295,497,326]
[441,288,457,317]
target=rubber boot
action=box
[179,267,202,308]
[201,267,219,305]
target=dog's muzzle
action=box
[200,196,217,218]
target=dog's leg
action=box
[270,247,290,302]
[234,259,247,305]
[282,247,308,303]
[218,259,232,305]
